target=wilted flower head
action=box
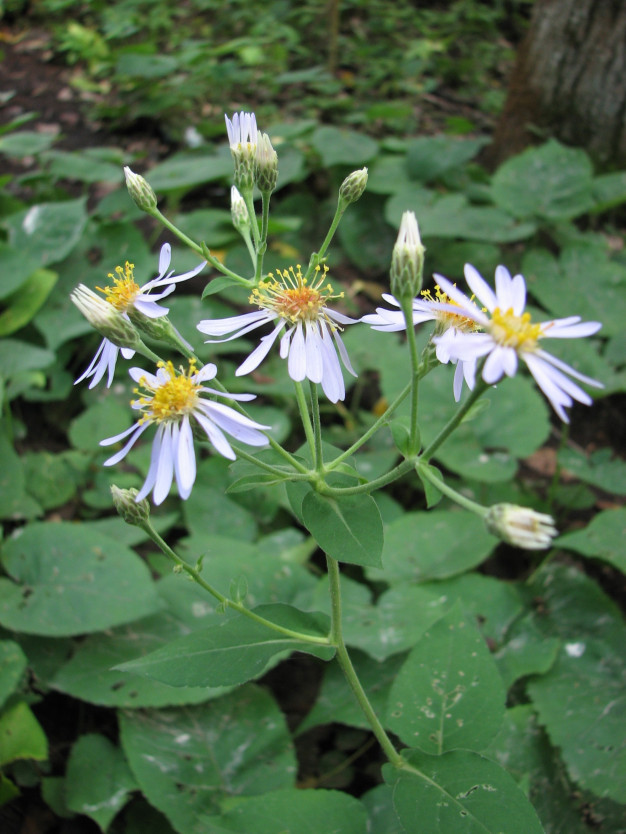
[198,264,358,403]
[485,504,558,550]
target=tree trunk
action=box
[484,0,626,169]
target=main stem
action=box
[326,555,404,767]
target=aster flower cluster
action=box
[70,109,603,527]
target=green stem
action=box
[304,202,345,281]
[309,380,323,471]
[326,555,404,767]
[243,191,261,249]
[142,521,330,645]
[414,461,487,517]
[294,381,316,461]
[420,377,489,462]
[228,443,309,480]
[400,296,421,453]
[323,458,415,497]
[326,382,412,470]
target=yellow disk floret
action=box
[490,309,543,351]
[133,361,200,424]
[250,264,344,325]
[97,262,140,311]
[421,284,479,333]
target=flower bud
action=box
[231,186,250,233]
[485,504,557,550]
[254,133,278,194]
[338,167,368,209]
[111,485,150,525]
[71,285,143,350]
[225,111,258,194]
[389,211,425,300]
[124,166,157,213]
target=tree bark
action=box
[484,0,626,169]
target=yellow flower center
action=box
[421,285,479,333]
[97,262,140,312]
[133,361,200,424]
[250,264,344,325]
[489,308,543,351]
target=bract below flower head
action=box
[432,264,603,422]
[197,264,358,403]
[101,360,270,505]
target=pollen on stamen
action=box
[421,285,478,333]
[97,261,140,312]
[133,361,201,425]
[251,263,345,325]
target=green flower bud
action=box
[485,504,557,550]
[71,284,143,350]
[124,166,157,213]
[338,167,368,209]
[389,211,425,300]
[111,485,150,526]
[254,133,278,194]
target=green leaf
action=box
[361,784,404,834]
[4,198,88,267]
[405,136,489,182]
[492,139,595,220]
[386,603,506,753]
[43,149,123,184]
[146,151,233,191]
[527,564,626,802]
[373,510,495,583]
[298,650,406,734]
[0,640,27,709]
[0,268,57,336]
[119,685,296,833]
[417,194,536,243]
[591,170,626,212]
[302,492,384,568]
[218,789,368,833]
[338,194,398,271]
[22,450,88,510]
[65,734,136,830]
[557,508,626,574]
[52,575,237,708]
[0,700,48,767]
[0,522,160,636]
[493,614,560,690]
[311,126,378,167]
[384,749,545,834]
[312,577,449,661]
[559,447,626,496]
[0,432,42,521]
[116,604,333,687]
[0,130,56,157]
[415,462,443,508]
[68,397,131,452]
[0,339,55,380]
[0,772,20,805]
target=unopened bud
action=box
[254,133,278,194]
[485,504,557,551]
[124,166,157,212]
[339,167,368,209]
[71,285,143,350]
[390,211,425,300]
[231,186,250,233]
[111,485,150,525]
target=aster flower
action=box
[225,111,258,149]
[73,244,205,389]
[362,286,480,401]
[197,264,358,403]
[101,361,270,505]
[432,264,603,422]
